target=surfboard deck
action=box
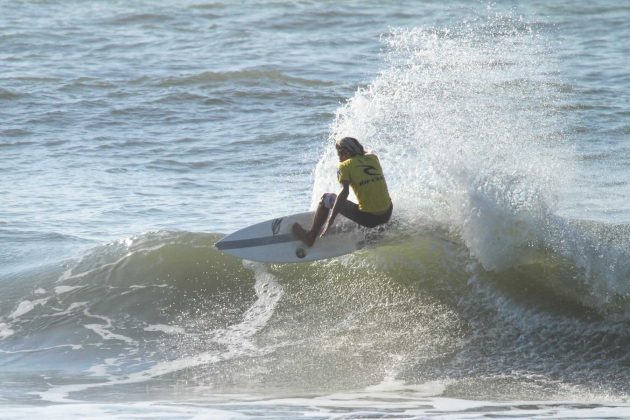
[215,212,366,263]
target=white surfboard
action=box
[215,212,366,263]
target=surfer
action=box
[292,137,393,247]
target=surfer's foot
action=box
[292,223,315,247]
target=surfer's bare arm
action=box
[321,181,349,237]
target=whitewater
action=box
[2,1,630,418]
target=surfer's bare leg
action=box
[292,200,330,247]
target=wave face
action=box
[1,225,630,403]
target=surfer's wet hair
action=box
[336,137,365,156]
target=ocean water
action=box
[2,0,630,418]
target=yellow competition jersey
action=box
[337,153,392,213]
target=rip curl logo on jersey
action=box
[357,165,381,176]
[271,218,283,236]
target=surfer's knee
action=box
[320,193,337,210]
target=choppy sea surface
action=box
[2,0,630,418]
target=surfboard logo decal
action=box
[271,218,283,236]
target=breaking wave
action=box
[1,219,630,403]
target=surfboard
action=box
[215,212,366,263]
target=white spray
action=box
[313,18,572,272]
